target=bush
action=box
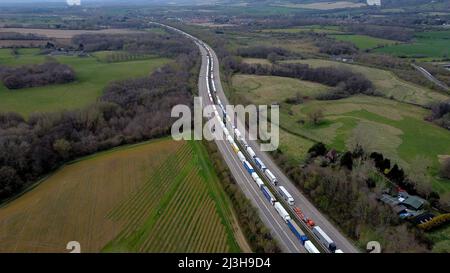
[308,142,327,157]
[340,151,353,170]
[418,213,450,231]
[387,164,405,184]
[441,158,450,179]
[370,152,391,172]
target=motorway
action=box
[205,38,359,254]
[155,22,359,253]
[198,42,304,253]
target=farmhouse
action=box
[379,190,429,224]
[401,195,426,211]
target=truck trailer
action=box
[274,202,291,222]
[278,186,294,206]
[243,160,254,174]
[304,240,320,254]
[264,169,278,186]
[254,157,266,171]
[261,185,276,205]
[312,226,336,252]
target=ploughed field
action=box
[0,139,241,253]
[0,48,171,116]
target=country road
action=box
[413,64,449,91]
[154,22,359,253]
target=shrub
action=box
[418,213,450,231]
[308,142,327,157]
[340,151,353,170]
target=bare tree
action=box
[347,124,372,155]
[307,109,324,125]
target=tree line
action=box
[223,57,373,99]
[0,61,76,90]
[427,100,450,130]
[0,32,46,40]
[0,39,198,200]
[236,46,294,61]
[72,33,194,58]
[270,143,432,252]
[316,38,358,56]
[346,24,414,42]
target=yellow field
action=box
[0,139,242,253]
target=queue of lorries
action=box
[159,23,343,254]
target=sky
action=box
[66,0,81,5]
[0,0,221,6]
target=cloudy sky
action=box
[0,0,220,6]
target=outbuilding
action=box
[401,196,426,211]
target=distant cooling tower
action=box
[67,0,81,6]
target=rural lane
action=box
[413,64,449,91]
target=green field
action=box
[375,31,450,59]
[0,48,171,116]
[231,74,329,104]
[427,225,450,253]
[231,74,450,193]
[282,59,449,106]
[330,34,398,50]
[0,138,244,253]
